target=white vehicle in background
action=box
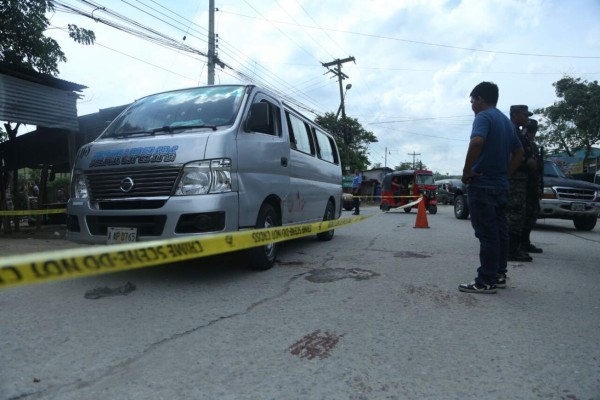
[67,85,343,269]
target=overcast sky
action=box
[46,0,600,175]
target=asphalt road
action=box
[1,204,599,400]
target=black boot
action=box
[522,229,543,253]
[508,233,532,262]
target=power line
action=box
[219,10,600,59]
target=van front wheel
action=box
[317,201,335,241]
[248,204,279,270]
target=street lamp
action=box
[336,83,353,174]
[336,83,352,120]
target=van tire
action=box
[404,207,412,213]
[248,204,279,270]
[317,201,335,241]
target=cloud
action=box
[40,0,600,175]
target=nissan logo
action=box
[120,177,135,193]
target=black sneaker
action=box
[458,281,497,294]
[524,243,543,253]
[496,274,508,289]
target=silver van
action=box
[66,85,343,269]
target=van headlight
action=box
[175,159,232,196]
[72,172,89,199]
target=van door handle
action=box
[280,157,288,167]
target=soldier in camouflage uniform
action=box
[522,118,543,253]
[507,105,536,262]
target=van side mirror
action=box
[245,102,270,133]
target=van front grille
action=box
[86,167,181,200]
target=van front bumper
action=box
[66,193,239,244]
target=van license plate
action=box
[571,203,585,211]
[107,227,137,244]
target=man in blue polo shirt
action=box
[351,168,362,215]
[459,82,524,294]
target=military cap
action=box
[510,105,533,116]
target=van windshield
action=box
[101,85,245,138]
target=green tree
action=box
[0,0,95,76]
[0,126,7,143]
[314,112,378,173]
[394,161,428,171]
[1,0,94,232]
[534,76,600,163]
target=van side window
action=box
[248,99,281,136]
[286,112,315,155]
[314,128,338,164]
[263,100,281,136]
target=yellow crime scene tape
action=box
[0,208,66,216]
[350,195,418,199]
[0,197,422,290]
[0,214,371,289]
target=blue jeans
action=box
[467,186,509,285]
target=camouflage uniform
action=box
[507,130,532,238]
[523,135,541,231]
[507,105,536,260]
[522,119,543,253]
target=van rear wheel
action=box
[248,204,279,270]
[317,201,335,241]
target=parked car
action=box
[453,160,600,231]
[436,179,462,205]
[539,160,600,230]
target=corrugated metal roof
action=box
[0,62,87,91]
[0,74,79,130]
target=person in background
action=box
[459,82,523,294]
[391,177,403,201]
[56,187,67,203]
[522,118,543,253]
[351,168,362,215]
[507,105,536,262]
[29,181,40,197]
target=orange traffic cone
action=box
[413,197,430,229]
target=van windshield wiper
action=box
[151,124,218,133]
[111,124,218,138]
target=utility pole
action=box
[408,152,421,169]
[207,1,225,85]
[322,56,355,174]
[207,0,215,85]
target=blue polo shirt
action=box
[469,107,522,189]
[352,174,362,190]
